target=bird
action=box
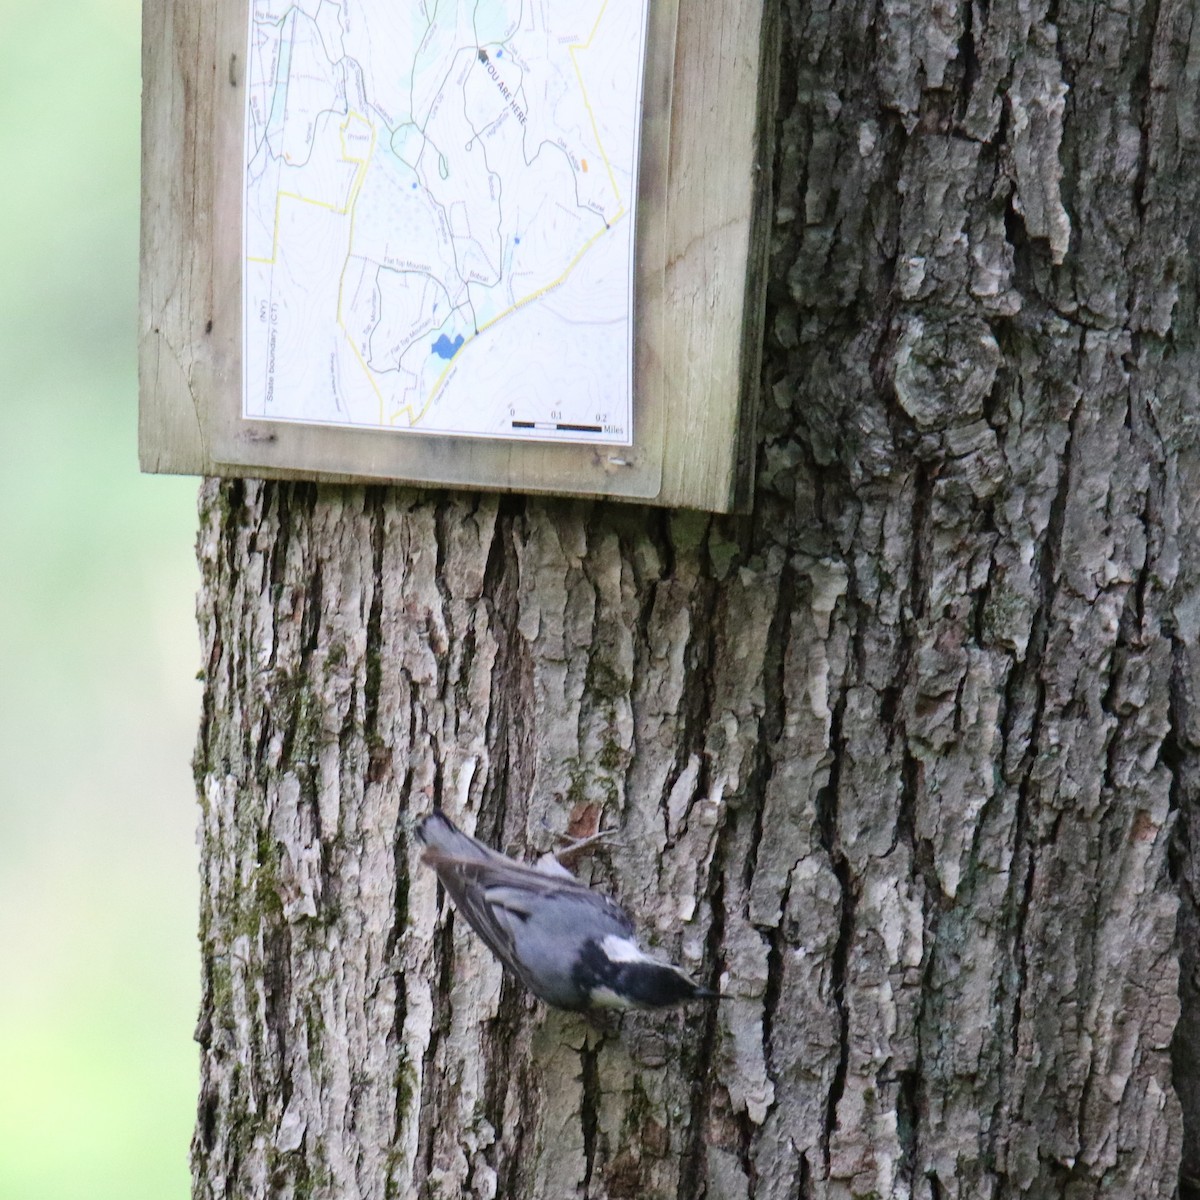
[416,810,719,1012]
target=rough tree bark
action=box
[190,0,1200,1196]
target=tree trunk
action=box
[190,0,1200,1196]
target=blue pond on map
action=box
[431,334,465,361]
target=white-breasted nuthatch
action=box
[417,811,719,1011]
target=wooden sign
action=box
[139,2,776,512]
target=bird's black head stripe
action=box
[571,938,703,1008]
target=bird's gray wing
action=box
[421,849,634,993]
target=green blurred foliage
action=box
[0,0,201,1196]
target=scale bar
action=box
[512,421,605,433]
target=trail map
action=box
[242,0,649,444]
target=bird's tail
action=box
[416,810,499,865]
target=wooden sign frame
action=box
[140,2,776,512]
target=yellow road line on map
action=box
[246,111,374,263]
[246,182,355,267]
[246,186,338,264]
[331,113,389,424]
[569,0,624,212]
[476,218,621,336]
[405,208,627,424]
[248,111,387,420]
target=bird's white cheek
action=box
[600,934,653,964]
